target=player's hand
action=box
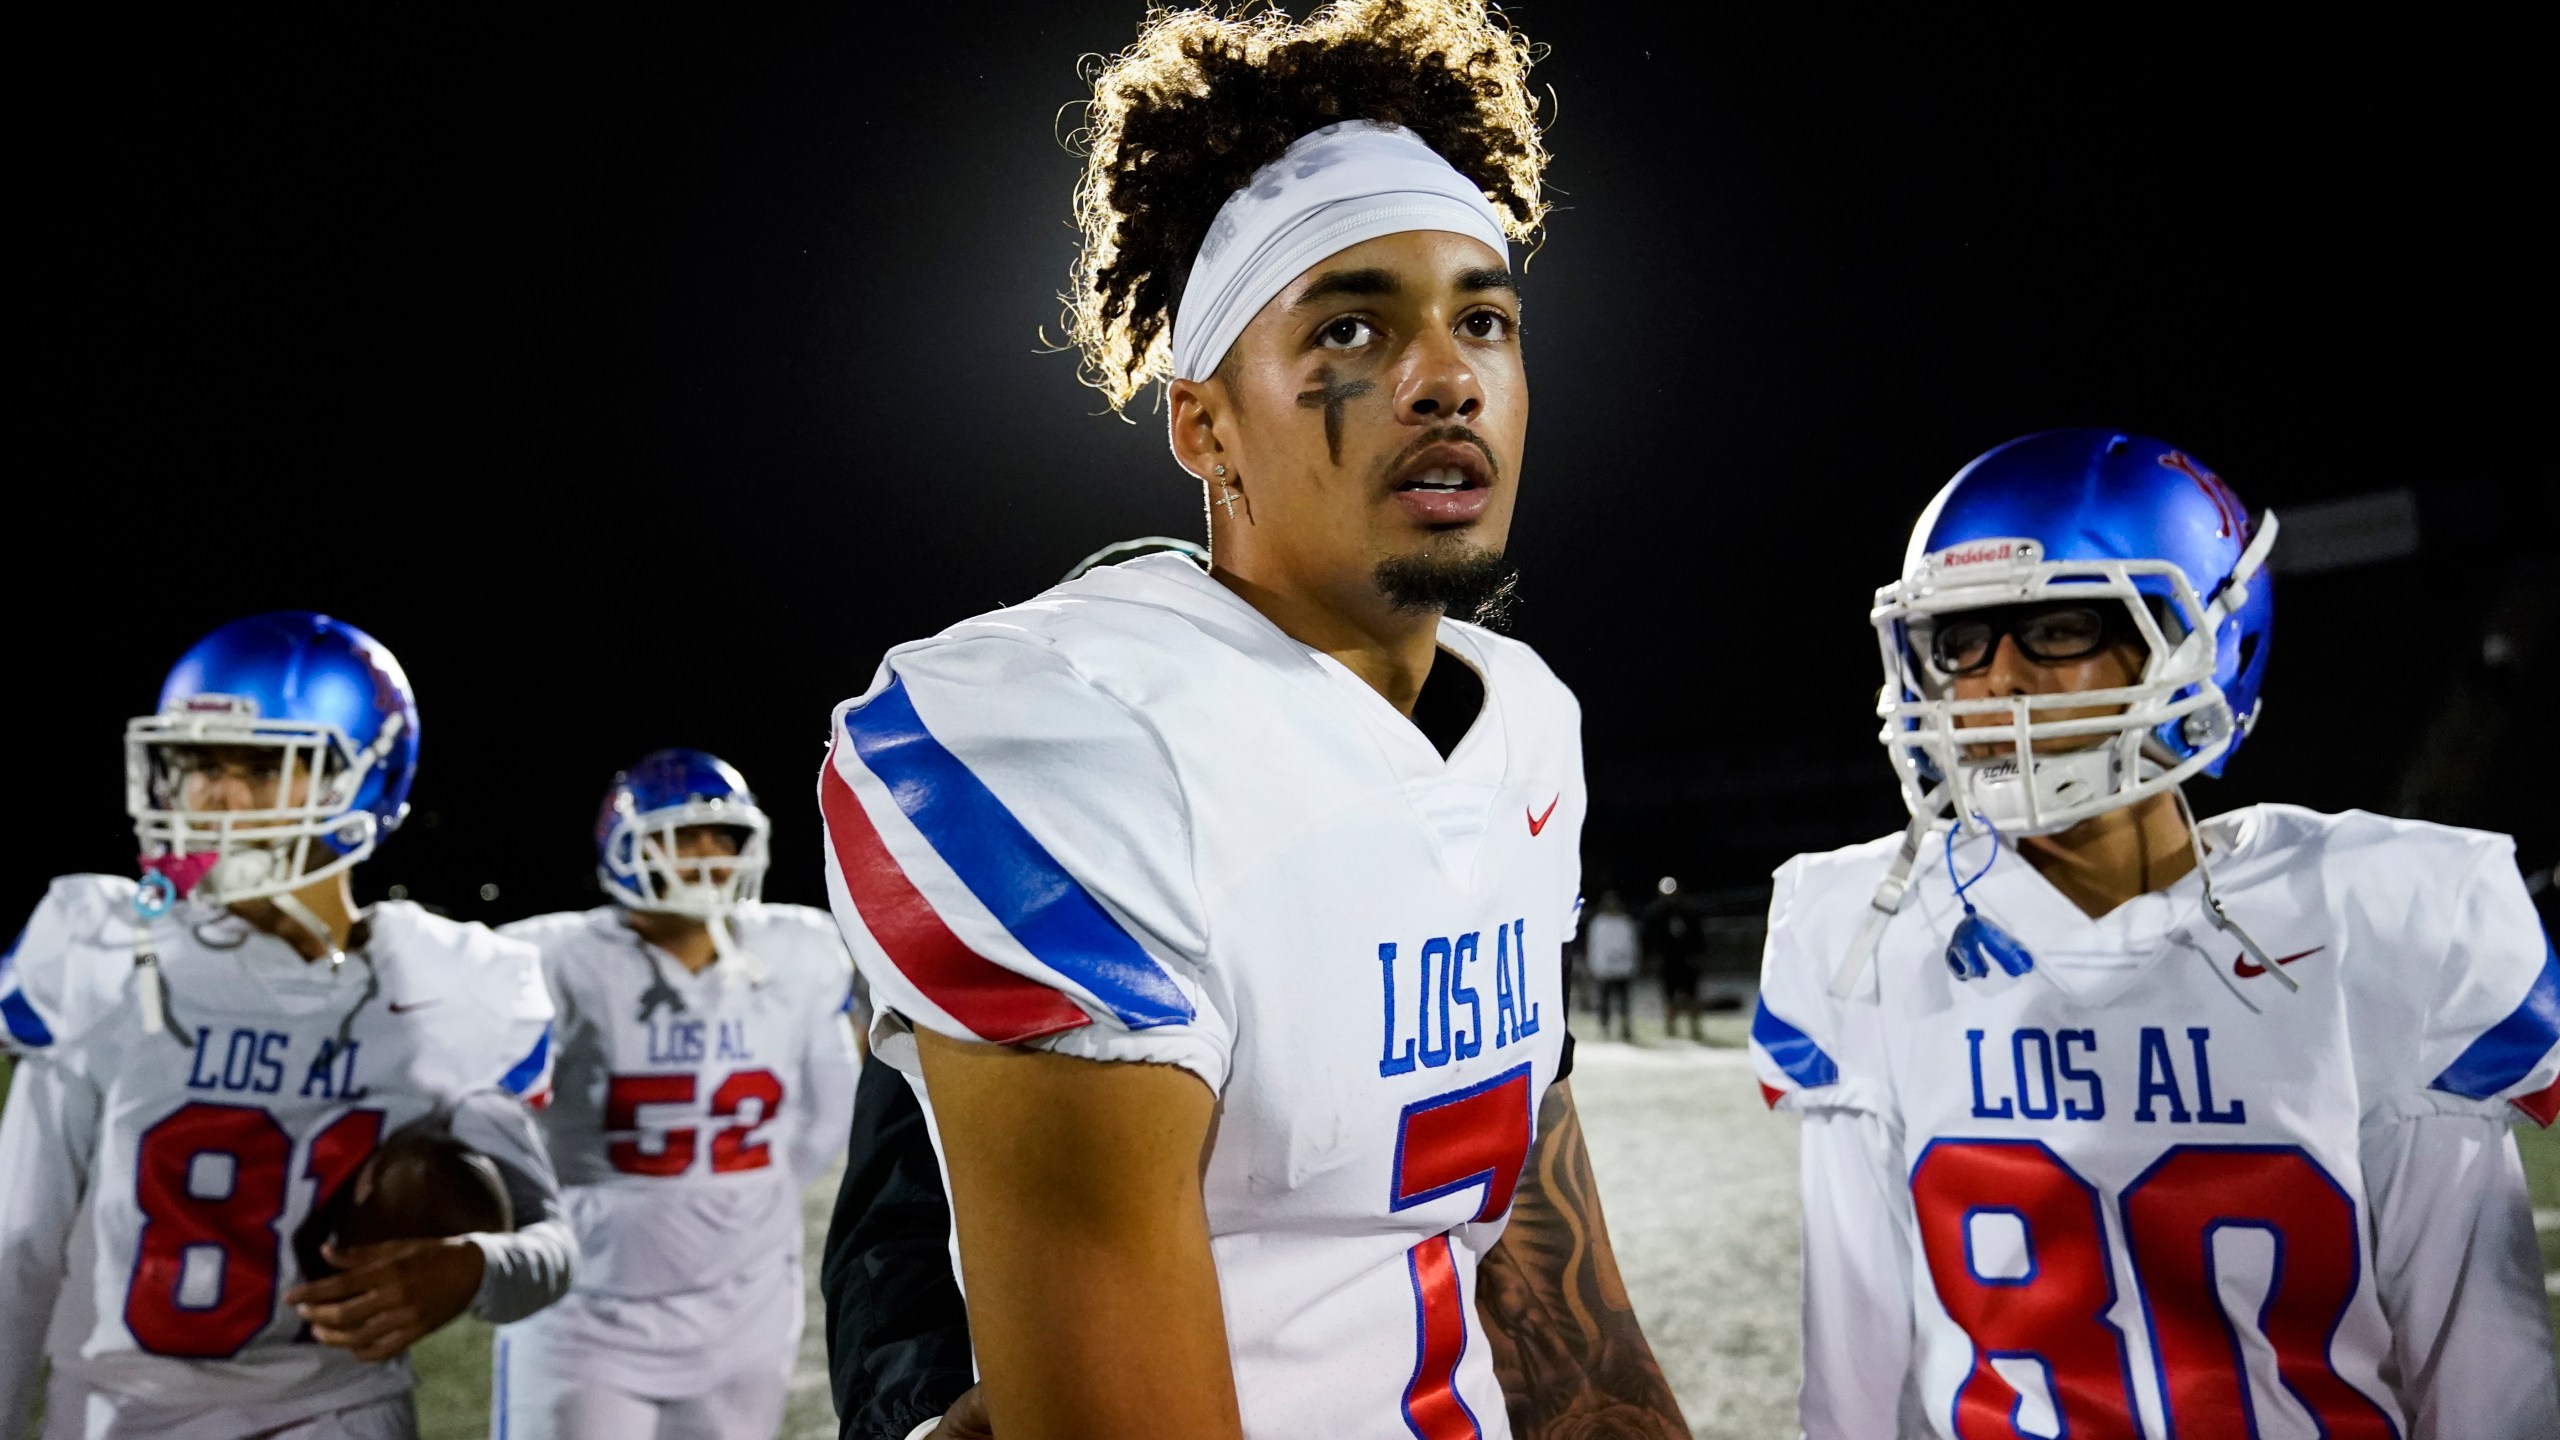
[284,1237,487,1363]
[930,1385,995,1439]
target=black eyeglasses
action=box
[1923,603,2121,675]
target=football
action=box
[294,1124,513,1281]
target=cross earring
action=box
[1217,485,1239,518]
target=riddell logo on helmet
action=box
[1930,538,2038,571]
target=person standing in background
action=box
[1584,892,1638,1042]
[1646,885,1708,1043]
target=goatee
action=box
[1373,547,1520,630]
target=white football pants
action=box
[41,1373,417,1440]
[493,1357,786,1440]
[491,1260,801,1440]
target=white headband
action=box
[1169,121,1511,383]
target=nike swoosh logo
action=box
[2233,946,2322,979]
[386,1000,439,1014]
[1527,794,1561,837]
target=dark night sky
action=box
[10,6,2550,929]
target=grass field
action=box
[10,1019,2560,1439]
[403,1168,842,1440]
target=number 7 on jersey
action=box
[1388,1062,1535,1440]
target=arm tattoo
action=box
[1295,363,1375,462]
[1476,1081,1689,1439]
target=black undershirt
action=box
[1410,649,1485,760]
[1407,650,1575,1083]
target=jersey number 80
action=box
[1912,1138,2397,1438]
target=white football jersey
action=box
[497,903,860,1305]
[1752,805,2560,1439]
[0,875,555,1440]
[818,553,1580,1440]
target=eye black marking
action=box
[1295,363,1376,463]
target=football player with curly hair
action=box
[818,5,1688,1438]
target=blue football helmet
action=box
[1872,429,2279,836]
[595,749,771,917]
[126,612,420,904]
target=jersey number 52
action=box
[604,1069,785,1176]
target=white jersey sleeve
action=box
[819,635,1229,1090]
[2401,830,2560,1121]
[754,904,863,1186]
[2352,829,2560,1435]
[2361,1111,2558,1437]
[790,991,860,1189]
[448,1087,577,1324]
[0,1056,102,1434]
[0,881,137,1431]
[1748,844,1895,1116]
[1793,1108,1925,1440]
[383,906,560,1110]
[368,908,570,1321]
[1753,847,1928,1438]
[0,877,134,1070]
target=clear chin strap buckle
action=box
[129,872,190,1045]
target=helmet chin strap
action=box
[2212,511,2281,620]
[1833,791,1946,999]
[326,928,381,1052]
[126,874,365,1049]
[268,890,347,972]
[2155,510,2281,695]
[707,912,768,986]
[632,911,766,1020]
[1836,781,2296,1003]
[2174,785,2296,994]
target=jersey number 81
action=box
[127,1101,383,1357]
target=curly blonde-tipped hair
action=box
[1064,1,1549,412]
